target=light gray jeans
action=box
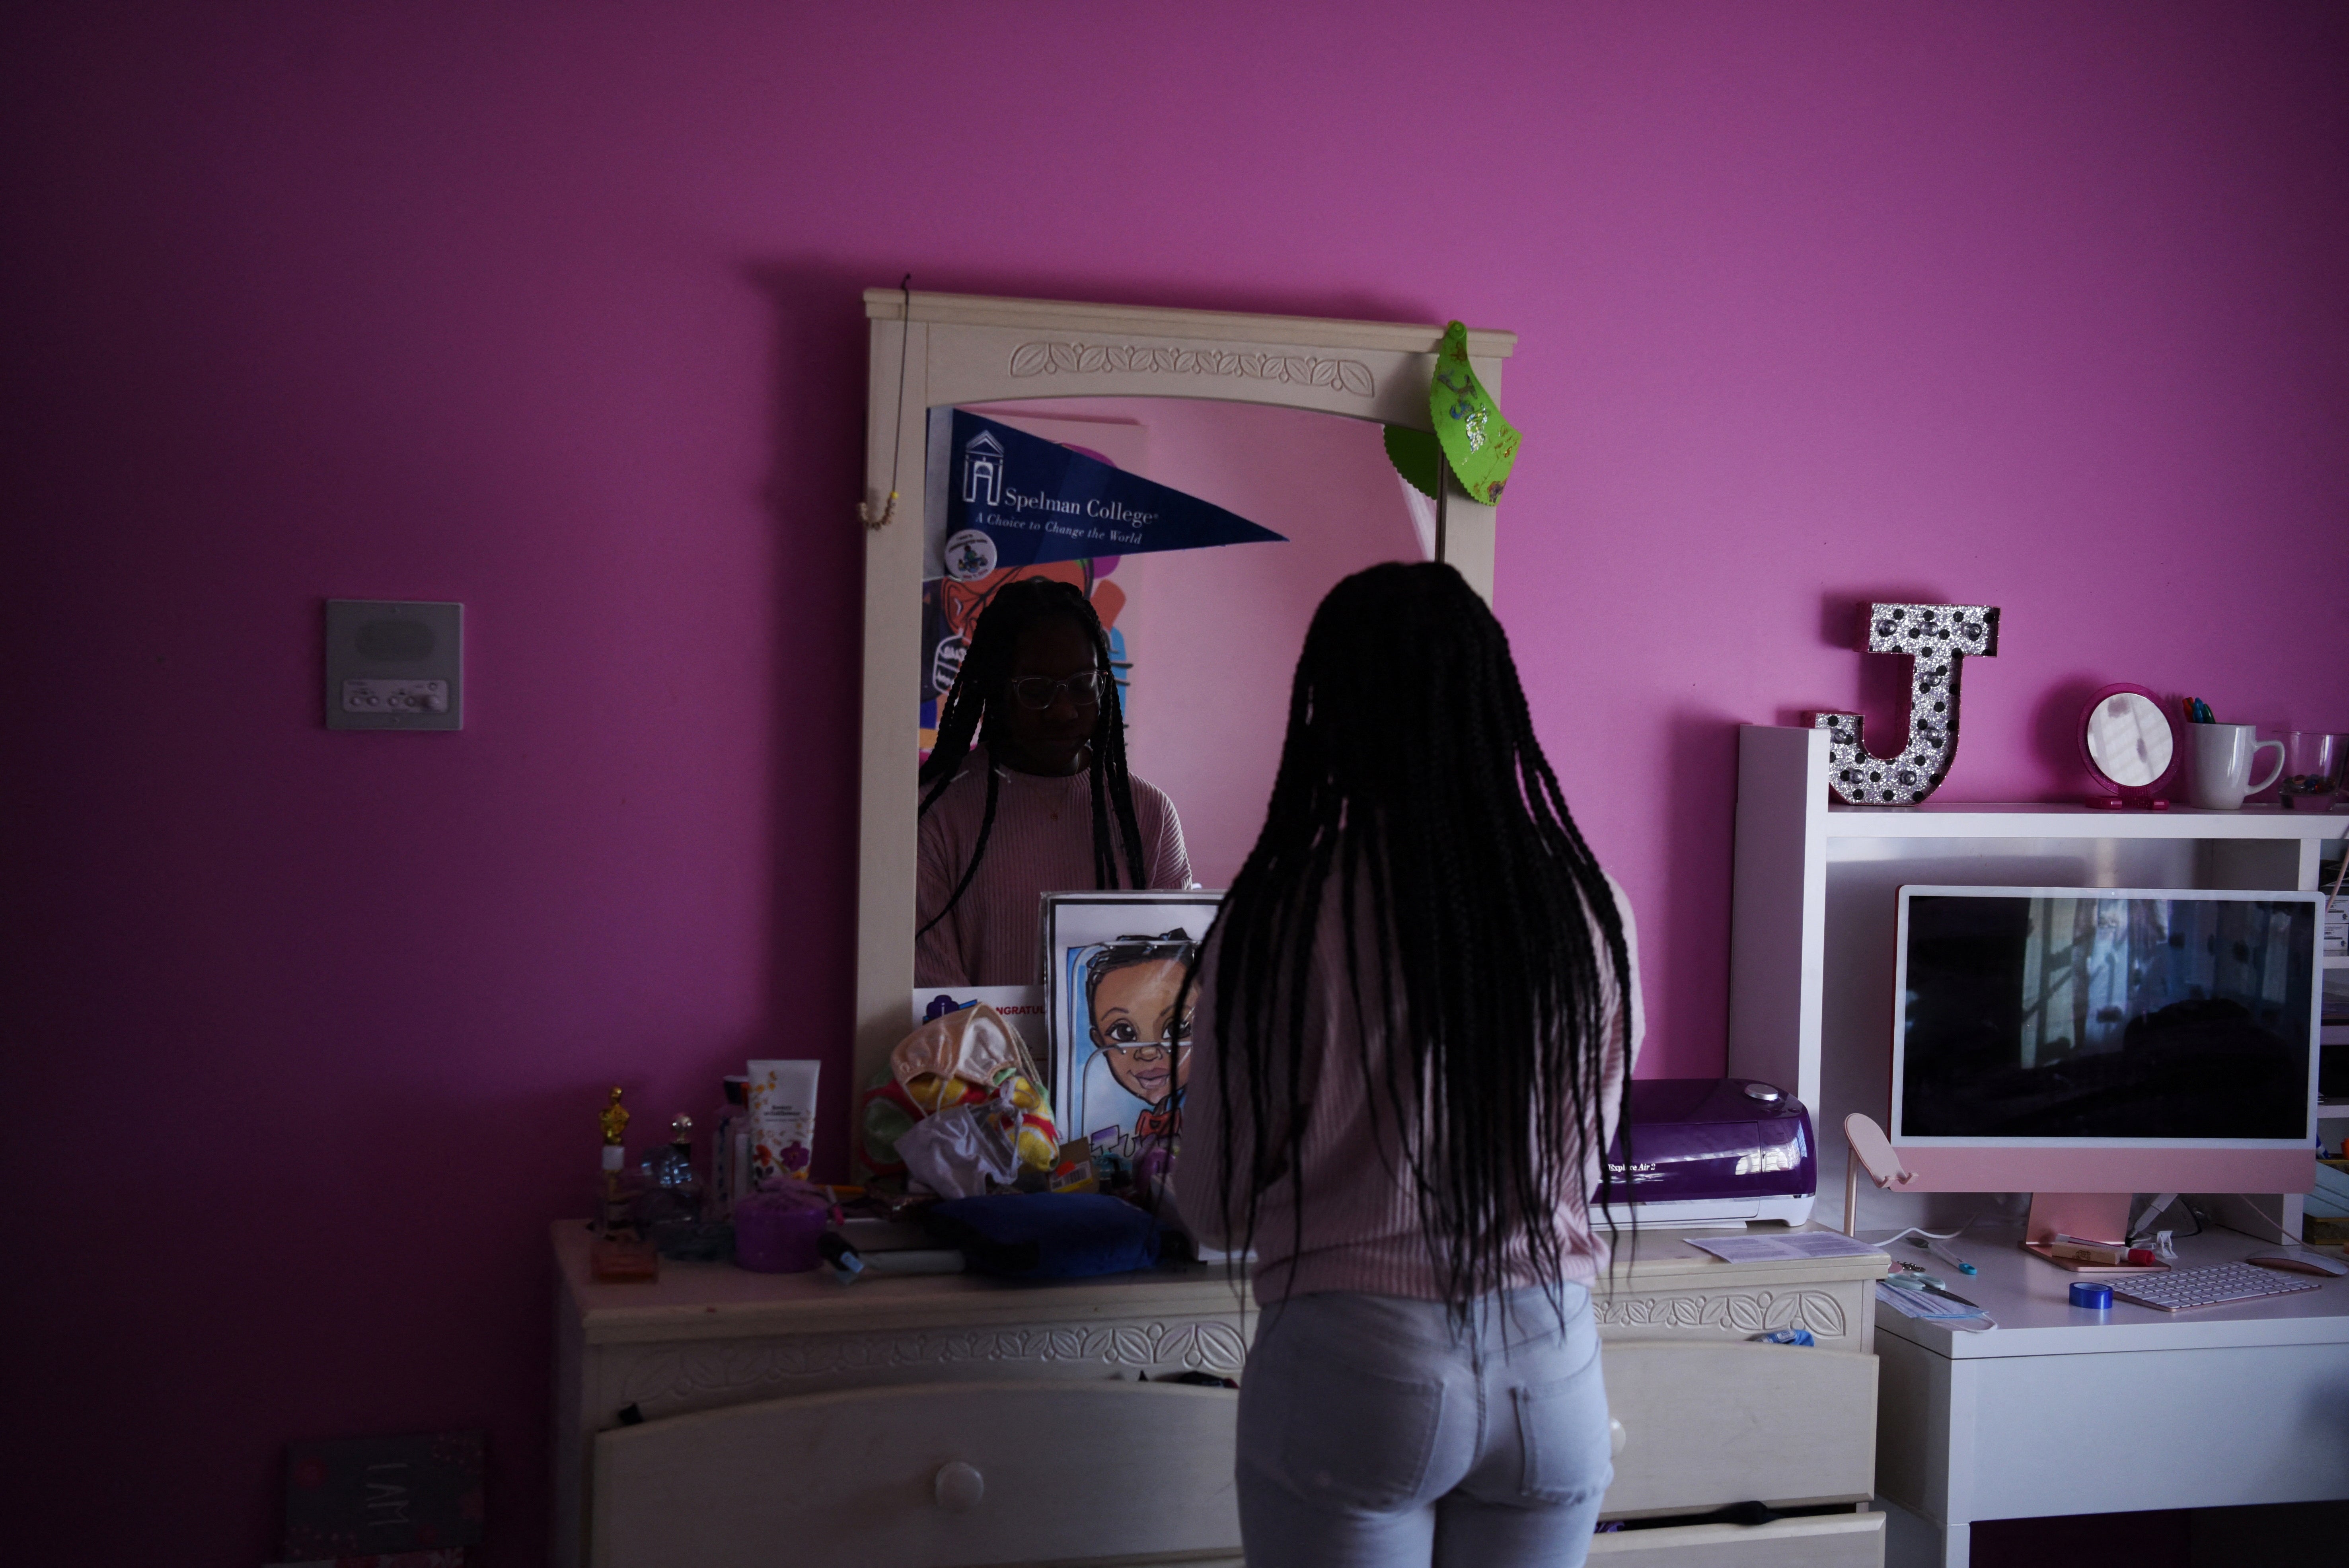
[1235,1284,1611,1567]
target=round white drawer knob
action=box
[1609,1417,1628,1457]
[934,1460,985,1513]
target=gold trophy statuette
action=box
[590,1085,658,1282]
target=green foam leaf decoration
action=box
[1428,321,1519,504]
[1383,424,1441,500]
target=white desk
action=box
[1872,1224,2349,1568]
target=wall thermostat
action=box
[325,600,463,730]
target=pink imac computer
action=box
[1887,885,2322,1245]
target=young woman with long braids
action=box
[916,577,1193,987]
[1176,561,1641,1567]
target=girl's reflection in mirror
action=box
[917,578,1193,988]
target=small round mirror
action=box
[2080,685,2176,794]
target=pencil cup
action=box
[2186,723,2286,810]
[2277,731,2345,810]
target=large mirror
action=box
[923,395,1431,892]
[854,292,1515,1165]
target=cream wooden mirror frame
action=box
[852,290,1516,1155]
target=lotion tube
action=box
[747,1059,820,1185]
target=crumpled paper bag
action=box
[898,1098,1021,1200]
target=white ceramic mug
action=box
[2186,722,2285,809]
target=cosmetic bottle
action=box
[640,1114,704,1225]
[711,1075,752,1220]
[641,1113,731,1260]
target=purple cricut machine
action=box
[1599,1077,1817,1227]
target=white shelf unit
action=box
[1726,725,2347,1232]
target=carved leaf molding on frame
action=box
[615,1317,1252,1405]
[1008,340,1377,398]
[1593,1288,1849,1339]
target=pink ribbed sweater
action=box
[1174,872,1642,1303]
[915,747,1194,988]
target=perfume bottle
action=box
[711,1075,752,1220]
[643,1112,735,1261]
[639,1114,705,1230]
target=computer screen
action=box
[1893,887,2319,1144]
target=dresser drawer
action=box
[1589,1511,1882,1566]
[1601,1341,1877,1517]
[592,1379,1240,1568]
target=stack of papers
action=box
[1876,1280,1996,1332]
[1681,1232,1883,1264]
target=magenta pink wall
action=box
[6,4,2344,1562]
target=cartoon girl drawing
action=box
[1079,930,1196,1142]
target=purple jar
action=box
[733,1183,830,1273]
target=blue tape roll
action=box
[2069,1280,2113,1310]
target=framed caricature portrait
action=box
[1041,891,1223,1162]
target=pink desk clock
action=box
[2079,683,2178,809]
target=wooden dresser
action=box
[552,1223,1889,1566]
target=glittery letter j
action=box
[1814,603,2000,806]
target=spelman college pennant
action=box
[923,410,1285,580]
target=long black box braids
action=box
[917,577,1150,937]
[1197,561,1635,1323]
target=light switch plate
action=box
[325,600,463,730]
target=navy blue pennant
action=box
[928,409,1285,579]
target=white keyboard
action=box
[2107,1262,2323,1313]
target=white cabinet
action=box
[551,1223,1888,1566]
[1723,725,2349,1568]
[1726,724,2346,1233]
